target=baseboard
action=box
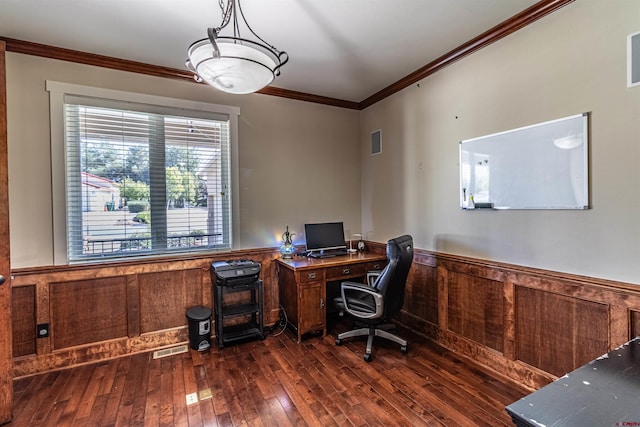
[13,328,189,378]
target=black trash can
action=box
[186,306,212,351]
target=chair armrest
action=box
[366,271,381,286]
[341,281,372,292]
[341,281,383,319]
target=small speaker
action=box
[628,31,640,87]
[371,129,382,155]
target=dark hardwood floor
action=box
[9,321,527,426]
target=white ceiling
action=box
[0,0,539,102]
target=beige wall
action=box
[360,0,640,284]
[6,54,361,268]
[7,1,640,284]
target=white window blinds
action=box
[63,96,231,262]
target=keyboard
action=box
[308,249,349,258]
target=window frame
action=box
[47,81,240,265]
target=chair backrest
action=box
[373,235,414,317]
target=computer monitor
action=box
[304,222,346,255]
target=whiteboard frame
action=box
[459,113,589,210]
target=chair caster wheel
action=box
[335,339,342,346]
[364,353,373,362]
[401,345,408,353]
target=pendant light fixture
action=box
[185,0,289,94]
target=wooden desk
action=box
[276,253,387,342]
[506,336,640,426]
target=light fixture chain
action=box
[236,0,277,51]
[217,0,233,32]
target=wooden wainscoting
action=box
[11,248,281,378]
[11,243,640,390]
[391,245,640,391]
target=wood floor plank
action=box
[143,357,161,426]
[241,346,291,426]
[97,357,119,396]
[219,351,258,424]
[279,339,344,425]
[327,341,420,426]
[53,364,95,426]
[74,362,108,423]
[406,347,512,425]
[391,353,501,426]
[100,357,130,427]
[208,361,235,425]
[9,322,527,426]
[114,402,133,427]
[84,395,109,427]
[159,357,176,427]
[41,400,68,427]
[193,362,217,425]
[124,353,152,426]
[254,341,309,426]
[22,371,67,426]
[181,351,205,427]
[316,337,405,426]
[170,357,189,427]
[12,371,62,426]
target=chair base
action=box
[336,323,408,362]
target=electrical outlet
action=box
[185,393,198,405]
[37,324,50,338]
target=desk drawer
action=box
[298,269,325,283]
[326,264,365,280]
[366,261,386,273]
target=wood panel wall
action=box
[11,244,640,392]
[392,245,640,391]
[11,249,281,378]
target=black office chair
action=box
[334,235,413,361]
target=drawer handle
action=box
[372,264,381,270]
[308,272,316,279]
[342,268,350,275]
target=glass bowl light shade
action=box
[187,39,277,94]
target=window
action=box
[48,82,239,263]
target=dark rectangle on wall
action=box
[12,286,36,357]
[515,286,609,377]
[370,129,382,155]
[447,271,504,352]
[50,277,128,349]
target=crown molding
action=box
[0,36,360,110]
[257,86,360,110]
[1,37,196,81]
[1,0,573,111]
[359,0,575,109]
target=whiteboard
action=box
[459,113,589,210]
